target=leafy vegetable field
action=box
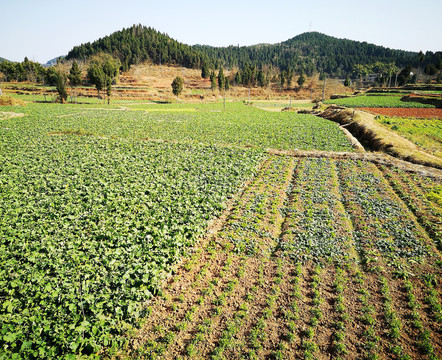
[324,95,436,108]
[2,102,353,152]
[1,102,441,359]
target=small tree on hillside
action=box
[279,72,285,88]
[218,68,225,90]
[68,60,82,103]
[171,76,183,101]
[234,71,242,85]
[201,63,209,79]
[225,77,230,90]
[55,71,68,103]
[297,71,306,88]
[210,71,217,91]
[87,53,120,103]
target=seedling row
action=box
[127,155,441,359]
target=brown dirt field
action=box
[360,107,442,119]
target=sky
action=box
[1,0,441,64]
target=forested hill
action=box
[65,24,210,71]
[195,32,428,77]
[65,24,440,77]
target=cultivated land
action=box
[1,85,441,360]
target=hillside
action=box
[66,24,209,71]
[65,24,441,77]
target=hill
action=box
[65,25,442,77]
[44,56,64,67]
[66,24,209,71]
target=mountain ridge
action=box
[64,25,440,76]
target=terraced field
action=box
[0,101,441,359]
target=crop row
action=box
[218,155,298,256]
[0,133,263,358]
[379,165,441,249]
[125,155,441,359]
[337,159,433,267]
[279,158,356,263]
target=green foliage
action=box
[68,61,82,87]
[427,186,442,206]
[55,72,68,103]
[0,108,264,357]
[66,24,208,70]
[324,95,436,108]
[87,53,120,102]
[0,58,46,82]
[201,63,209,78]
[297,71,306,87]
[217,68,225,90]
[210,71,217,91]
[171,76,184,97]
[376,116,442,156]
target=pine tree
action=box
[68,61,82,103]
[210,71,217,91]
[201,63,209,78]
[257,70,265,87]
[218,68,225,90]
[279,72,285,87]
[297,71,306,87]
[55,72,68,103]
[234,71,242,85]
[225,77,230,90]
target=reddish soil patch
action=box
[360,107,442,119]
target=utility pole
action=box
[248,87,250,102]
[289,96,291,109]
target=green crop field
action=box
[324,95,436,108]
[1,101,441,359]
[375,115,442,158]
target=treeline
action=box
[65,24,209,71]
[0,58,47,82]
[64,25,441,80]
[196,32,442,78]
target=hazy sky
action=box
[2,0,441,63]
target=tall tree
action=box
[297,71,306,87]
[201,63,209,79]
[55,72,68,103]
[218,68,225,90]
[210,71,217,91]
[279,72,285,88]
[68,61,82,103]
[257,70,265,87]
[234,71,242,85]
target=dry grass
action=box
[319,105,442,169]
[0,96,26,106]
